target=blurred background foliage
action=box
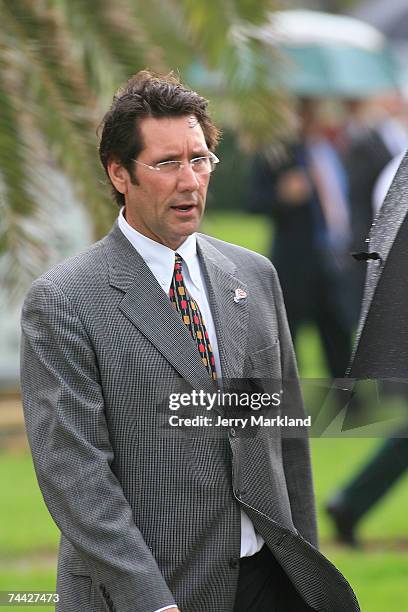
[0,0,292,294]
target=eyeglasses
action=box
[131,152,219,176]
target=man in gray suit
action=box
[21,71,359,612]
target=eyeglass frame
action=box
[130,151,220,175]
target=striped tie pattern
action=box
[169,254,217,381]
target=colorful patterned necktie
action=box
[169,254,217,381]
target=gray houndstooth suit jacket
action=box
[21,222,359,612]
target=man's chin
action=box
[175,215,201,233]
[168,224,201,249]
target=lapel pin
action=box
[234,288,247,303]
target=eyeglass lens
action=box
[159,157,216,174]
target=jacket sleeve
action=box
[20,277,176,612]
[270,266,319,548]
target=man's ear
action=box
[107,160,131,196]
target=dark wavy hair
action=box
[98,70,221,206]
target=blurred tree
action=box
[0,0,285,292]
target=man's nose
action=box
[176,163,200,190]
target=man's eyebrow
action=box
[154,153,180,163]
[192,149,210,156]
[153,149,209,163]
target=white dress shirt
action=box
[118,209,264,611]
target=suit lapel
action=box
[357,151,408,334]
[369,151,408,260]
[103,224,213,390]
[197,235,249,380]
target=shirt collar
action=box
[118,207,201,292]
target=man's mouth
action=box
[171,204,196,212]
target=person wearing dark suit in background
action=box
[248,98,354,380]
[327,150,408,546]
[21,73,359,612]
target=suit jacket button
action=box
[235,488,241,500]
[229,558,239,569]
[230,427,236,437]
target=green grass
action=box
[322,549,408,612]
[312,438,408,611]
[202,211,272,257]
[0,454,59,557]
[312,439,408,542]
[2,213,406,610]
[0,453,58,609]
[0,568,57,590]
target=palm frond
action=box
[177,0,288,146]
[2,1,115,236]
[0,0,285,298]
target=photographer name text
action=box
[168,414,311,428]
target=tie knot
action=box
[174,253,183,270]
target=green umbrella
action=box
[251,10,400,97]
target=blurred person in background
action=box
[248,98,353,380]
[327,429,408,547]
